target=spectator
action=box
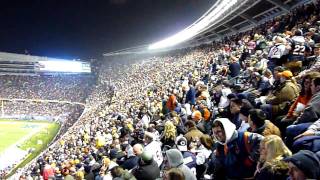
[164,168,185,180]
[161,121,177,148]
[248,109,281,137]
[284,150,320,180]
[143,132,163,167]
[262,70,299,120]
[165,149,197,180]
[184,120,203,143]
[211,118,264,179]
[255,135,292,180]
[131,151,160,180]
[228,56,241,78]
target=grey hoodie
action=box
[166,149,197,180]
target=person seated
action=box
[279,73,314,135]
[286,74,320,147]
[165,149,197,180]
[163,168,185,180]
[160,121,177,149]
[248,109,281,137]
[284,150,320,180]
[184,120,204,143]
[246,72,271,96]
[175,136,197,175]
[291,117,320,153]
[255,135,292,180]
[131,151,160,180]
[294,74,320,124]
[238,99,254,132]
[229,98,253,131]
[210,118,264,179]
[261,70,299,121]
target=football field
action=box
[0,120,48,153]
[0,119,60,176]
[0,120,39,153]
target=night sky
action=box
[0,0,213,59]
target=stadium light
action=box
[38,60,91,73]
[148,0,238,50]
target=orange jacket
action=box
[166,94,177,112]
[287,95,312,118]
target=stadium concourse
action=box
[1,1,320,180]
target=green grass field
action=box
[0,120,35,153]
[0,119,60,177]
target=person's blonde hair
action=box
[261,135,292,172]
[164,121,176,141]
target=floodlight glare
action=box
[39,61,91,73]
[148,0,238,50]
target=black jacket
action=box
[132,159,160,180]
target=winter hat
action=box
[176,136,188,151]
[191,110,202,122]
[141,151,153,164]
[284,150,320,179]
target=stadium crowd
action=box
[2,101,84,120]
[0,75,94,102]
[3,1,320,180]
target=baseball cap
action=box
[278,70,293,78]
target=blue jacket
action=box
[229,62,241,78]
[186,87,196,105]
[215,131,263,179]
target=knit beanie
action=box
[284,150,320,179]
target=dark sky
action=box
[0,0,213,59]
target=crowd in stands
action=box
[2,1,320,179]
[0,75,94,102]
[2,101,83,120]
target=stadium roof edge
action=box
[103,0,313,56]
[0,52,83,63]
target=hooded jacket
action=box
[213,118,264,179]
[166,149,197,180]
